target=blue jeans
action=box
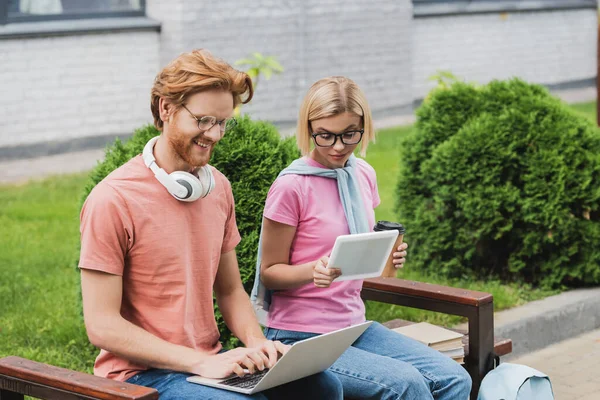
[126,364,342,400]
[265,322,472,400]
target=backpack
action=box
[477,363,554,400]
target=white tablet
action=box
[327,230,399,281]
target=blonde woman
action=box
[252,76,472,399]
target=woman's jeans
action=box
[126,362,342,400]
[265,321,472,400]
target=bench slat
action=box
[364,277,493,307]
[0,357,158,400]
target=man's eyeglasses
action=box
[181,104,237,134]
[311,130,364,147]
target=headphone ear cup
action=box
[169,171,203,202]
[197,166,215,198]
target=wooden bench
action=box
[362,277,512,399]
[0,277,511,400]
[0,357,158,399]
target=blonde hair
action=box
[297,76,375,156]
[150,49,253,130]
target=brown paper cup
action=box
[373,221,406,279]
[380,233,404,278]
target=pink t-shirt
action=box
[79,155,241,381]
[264,156,380,333]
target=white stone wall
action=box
[0,30,159,147]
[147,0,415,124]
[0,2,597,153]
[412,8,597,99]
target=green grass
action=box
[0,174,97,372]
[570,101,597,122]
[364,124,414,221]
[0,101,595,373]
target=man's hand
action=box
[393,242,408,269]
[313,256,342,288]
[247,338,290,369]
[190,340,290,379]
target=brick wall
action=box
[147,0,414,125]
[0,1,596,154]
[412,8,597,99]
[0,30,159,148]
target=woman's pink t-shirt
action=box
[263,156,380,334]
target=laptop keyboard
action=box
[219,369,270,389]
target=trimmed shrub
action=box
[396,79,600,288]
[81,116,300,347]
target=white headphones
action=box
[142,136,215,201]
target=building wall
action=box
[147,0,415,125]
[146,0,185,68]
[0,29,159,149]
[0,1,596,156]
[412,8,597,99]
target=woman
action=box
[252,76,472,399]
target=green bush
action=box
[81,116,300,347]
[396,79,600,288]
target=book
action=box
[391,322,465,364]
[439,347,464,359]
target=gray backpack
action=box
[477,363,554,400]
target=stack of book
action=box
[391,322,465,364]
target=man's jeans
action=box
[126,364,342,400]
[265,322,472,400]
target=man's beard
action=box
[167,127,212,169]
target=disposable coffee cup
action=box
[373,221,406,278]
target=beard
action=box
[167,126,214,170]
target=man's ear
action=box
[158,98,173,123]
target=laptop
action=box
[186,321,372,394]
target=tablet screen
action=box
[327,230,399,281]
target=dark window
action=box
[412,0,597,13]
[2,0,145,24]
[413,0,593,2]
[412,0,510,2]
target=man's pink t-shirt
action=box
[263,156,380,334]
[78,155,241,382]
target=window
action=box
[413,0,565,2]
[1,0,145,24]
[412,0,597,16]
[412,0,596,3]
[412,0,510,2]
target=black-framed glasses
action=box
[311,130,364,147]
[181,104,237,134]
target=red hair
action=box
[150,49,253,130]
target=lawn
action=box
[0,174,97,372]
[0,101,595,373]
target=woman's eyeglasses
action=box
[311,130,364,147]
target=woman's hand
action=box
[313,256,342,288]
[392,242,408,269]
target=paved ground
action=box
[510,328,600,400]
[0,148,106,184]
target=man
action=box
[79,49,342,399]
